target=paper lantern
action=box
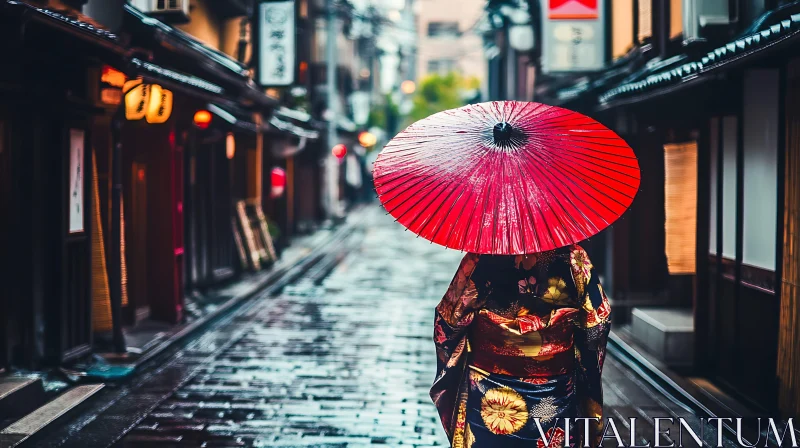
[332,143,347,159]
[124,83,150,121]
[226,132,236,159]
[145,84,173,124]
[271,167,286,198]
[101,65,126,88]
[122,78,143,94]
[194,110,212,129]
[358,131,377,147]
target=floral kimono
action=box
[431,245,611,447]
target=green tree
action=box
[408,73,481,123]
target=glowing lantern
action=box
[358,131,377,147]
[122,78,143,94]
[193,110,212,129]
[271,167,286,198]
[400,80,416,94]
[332,143,347,159]
[124,83,150,121]
[101,65,126,88]
[145,84,173,124]
[226,132,236,159]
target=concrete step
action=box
[0,384,104,447]
[0,378,45,421]
[630,307,694,367]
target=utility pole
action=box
[325,0,339,219]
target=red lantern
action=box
[193,110,212,129]
[271,167,286,198]
[332,143,347,159]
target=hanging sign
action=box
[69,129,85,234]
[258,0,296,86]
[540,0,605,73]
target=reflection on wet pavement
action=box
[123,207,461,447]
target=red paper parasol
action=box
[373,101,640,254]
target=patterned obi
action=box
[469,307,580,379]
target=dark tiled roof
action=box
[599,13,800,105]
[6,0,120,42]
[124,3,249,79]
[130,58,225,94]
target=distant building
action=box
[415,0,487,89]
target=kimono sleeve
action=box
[430,252,484,440]
[569,245,612,447]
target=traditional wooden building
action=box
[517,0,800,416]
[0,0,323,370]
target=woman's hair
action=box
[470,255,519,299]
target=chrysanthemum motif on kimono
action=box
[431,248,611,447]
[542,277,570,305]
[481,387,529,435]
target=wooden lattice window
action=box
[664,142,698,274]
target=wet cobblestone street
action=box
[35,207,734,448]
[122,207,461,447]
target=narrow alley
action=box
[19,207,737,447]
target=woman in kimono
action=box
[370,100,635,447]
[431,244,611,448]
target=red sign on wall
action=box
[548,0,598,19]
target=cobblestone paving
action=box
[115,206,720,448]
[123,207,462,447]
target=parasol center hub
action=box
[493,122,515,147]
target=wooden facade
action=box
[504,0,800,414]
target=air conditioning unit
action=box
[134,0,190,23]
[683,0,731,42]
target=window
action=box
[709,118,718,255]
[670,0,683,38]
[742,69,779,270]
[612,0,634,59]
[427,59,457,76]
[427,21,460,38]
[638,0,652,41]
[722,116,737,259]
[664,142,698,274]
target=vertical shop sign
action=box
[69,129,85,233]
[258,0,296,86]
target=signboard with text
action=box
[258,0,296,86]
[69,129,85,234]
[541,0,605,73]
[548,0,599,19]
